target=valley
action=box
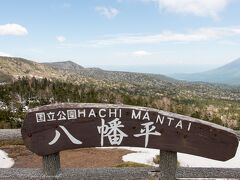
[0,56,240,130]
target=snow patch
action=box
[101,145,240,168]
[0,150,14,168]
[178,146,240,168]
[121,147,159,166]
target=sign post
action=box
[42,152,61,177]
[21,103,239,179]
[159,151,177,180]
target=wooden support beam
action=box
[149,150,177,180]
[42,152,61,177]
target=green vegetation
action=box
[0,77,240,129]
[153,155,180,166]
[0,139,24,147]
[153,154,160,165]
[115,162,151,167]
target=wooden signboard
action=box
[21,103,239,161]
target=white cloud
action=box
[56,36,66,43]
[89,26,240,46]
[132,50,152,57]
[95,6,119,19]
[149,0,230,18]
[0,52,12,57]
[0,24,28,36]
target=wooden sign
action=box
[21,103,239,161]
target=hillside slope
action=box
[0,56,178,93]
[1,56,240,130]
[1,56,240,101]
[42,61,84,72]
[43,61,176,85]
[0,56,64,82]
[171,58,240,85]
[0,57,102,85]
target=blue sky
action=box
[0,0,240,68]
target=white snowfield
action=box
[121,146,240,168]
[0,150,14,168]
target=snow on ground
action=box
[102,145,240,168]
[121,147,159,167]
[1,145,239,168]
[0,150,14,168]
[178,146,240,168]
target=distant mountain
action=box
[42,61,84,73]
[0,56,176,88]
[171,58,240,85]
[43,60,176,85]
[0,56,64,83]
[1,56,240,101]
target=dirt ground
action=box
[1,145,132,168]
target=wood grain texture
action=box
[21,103,239,161]
[1,128,240,141]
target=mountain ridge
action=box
[0,56,63,82]
[42,61,84,72]
[171,58,240,85]
[43,60,175,83]
[0,56,177,90]
[1,56,240,88]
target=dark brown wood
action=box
[21,103,239,161]
[2,129,240,141]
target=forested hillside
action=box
[0,77,239,130]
